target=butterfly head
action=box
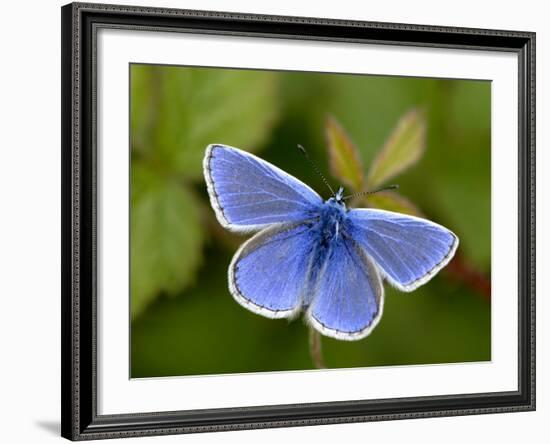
[334,186,345,203]
[326,186,346,211]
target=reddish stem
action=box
[445,253,491,302]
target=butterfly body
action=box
[204,144,458,341]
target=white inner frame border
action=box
[97,28,519,415]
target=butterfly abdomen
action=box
[301,200,349,307]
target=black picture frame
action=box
[61,2,536,440]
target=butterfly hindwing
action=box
[229,222,317,318]
[204,144,323,232]
[347,209,459,291]
[306,237,384,340]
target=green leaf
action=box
[131,65,280,180]
[131,163,204,319]
[362,191,423,217]
[366,108,427,188]
[325,115,364,191]
[131,66,156,155]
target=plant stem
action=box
[308,327,326,369]
[445,253,491,302]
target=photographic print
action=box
[129,64,491,377]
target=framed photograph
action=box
[61,2,535,440]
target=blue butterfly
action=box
[203,144,459,341]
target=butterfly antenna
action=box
[297,144,335,195]
[342,184,399,201]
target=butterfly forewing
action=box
[204,144,323,232]
[347,208,458,291]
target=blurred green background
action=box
[130,64,491,378]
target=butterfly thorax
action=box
[316,198,347,246]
